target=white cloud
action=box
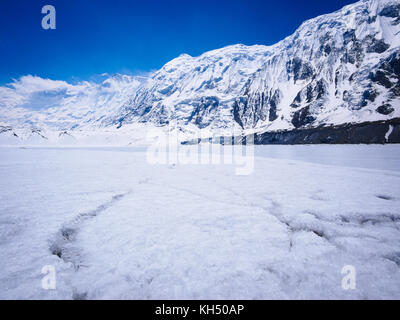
[0,75,74,109]
[9,75,72,95]
[0,74,144,129]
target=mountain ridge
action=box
[1,0,400,144]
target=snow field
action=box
[0,145,399,299]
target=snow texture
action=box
[0,145,399,299]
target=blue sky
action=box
[0,0,356,85]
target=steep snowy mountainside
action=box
[104,45,271,130]
[242,0,400,132]
[115,0,400,134]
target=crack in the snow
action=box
[159,179,400,259]
[263,201,337,249]
[162,178,338,250]
[346,213,400,226]
[376,194,395,201]
[49,192,130,270]
[384,252,400,267]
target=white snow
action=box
[0,145,399,299]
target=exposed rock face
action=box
[252,118,400,144]
[292,106,316,129]
[370,51,400,97]
[0,126,18,137]
[379,3,400,19]
[183,118,400,145]
[376,103,395,115]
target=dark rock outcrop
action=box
[253,118,400,144]
[286,58,314,82]
[376,104,395,115]
[379,4,400,18]
[183,118,400,145]
[291,106,316,128]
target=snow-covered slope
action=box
[109,45,270,130]
[1,0,399,144]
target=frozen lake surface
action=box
[255,145,400,172]
[0,145,399,299]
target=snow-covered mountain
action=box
[116,0,400,134]
[1,0,400,144]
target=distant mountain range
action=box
[1,0,399,145]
